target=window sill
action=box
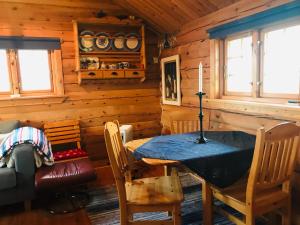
[0,95,67,108]
[204,98,300,121]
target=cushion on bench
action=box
[53,148,88,161]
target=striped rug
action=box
[86,173,265,225]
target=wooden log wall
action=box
[0,0,161,164]
[161,0,300,223]
[161,0,298,151]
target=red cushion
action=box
[53,148,88,161]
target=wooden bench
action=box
[44,120,87,161]
[35,120,96,213]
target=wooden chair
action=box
[169,111,199,134]
[39,120,96,213]
[208,122,300,225]
[44,120,88,161]
[104,121,184,225]
[44,120,81,149]
[134,110,199,175]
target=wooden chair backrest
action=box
[247,122,300,201]
[44,120,81,149]
[104,121,129,206]
[170,111,200,134]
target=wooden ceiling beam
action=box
[170,0,201,20]
[183,0,209,16]
[143,0,183,29]
[112,0,241,34]
[207,0,239,9]
[112,0,166,33]
[196,0,218,13]
[0,0,122,10]
[128,0,179,32]
[158,0,191,25]
[113,0,178,33]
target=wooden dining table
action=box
[125,131,256,225]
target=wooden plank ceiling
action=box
[112,0,241,33]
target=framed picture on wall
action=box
[161,55,181,106]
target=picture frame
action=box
[161,55,181,106]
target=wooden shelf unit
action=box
[73,17,146,84]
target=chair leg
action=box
[128,213,133,222]
[173,204,181,225]
[245,214,255,225]
[120,207,128,225]
[24,200,31,211]
[282,204,291,225]
[202,180,213,225]
[164,165,170,176]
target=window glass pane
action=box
[0,50,10,92]
[18,50,51,91]
[226,35,253,93]
[262,24,300,95]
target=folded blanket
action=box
[0,126,54,168]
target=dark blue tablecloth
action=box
[133,131,256,188]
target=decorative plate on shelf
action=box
[79,30,95,52]
[95,32,111,51]
[125,33,141,51]
[112,33,125,50]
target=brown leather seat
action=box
[35,158,96,191]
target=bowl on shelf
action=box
[108,64,117,70]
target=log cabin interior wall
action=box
[0,0,162,165]
[161,0,298,150]
[159,0,300,218]
[1,0,299,196]
[161,0,297,131]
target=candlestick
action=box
[195,91,207,144]
[198,62,203,92]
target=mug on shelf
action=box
[101,62,107,69]
[122,62,130,69]
[117,62,124,69]
[108,64,117,70]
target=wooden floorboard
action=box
[0,186,299,225]
[0,204,91,225]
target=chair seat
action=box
[212,182,289,215]
[126,175,183,205]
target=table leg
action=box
[164,165,170,176]
[202,179,213,225]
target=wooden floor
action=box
[1,194,299,225]
[0,204,91,225]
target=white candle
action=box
[198,62,203,92]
